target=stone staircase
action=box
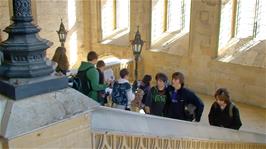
[0,88,265,148]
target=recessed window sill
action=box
[101,28,129,46]
[150,31,189,56]
[217,38,266,68]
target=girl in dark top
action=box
[208,88,242,130]
[165,72,204,122]
[145,73,169,116]
[52,46,69,75]
[139,74,152,109]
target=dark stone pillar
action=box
[0,0,68,100]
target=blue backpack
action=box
[112,81,131,105]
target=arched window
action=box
[151,0,191,43]
[100,0,129,42]
[218,0,266,52]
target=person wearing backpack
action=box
[112,68,135,110]
[77,51,108,102]
[208,88,242,130]
[164,72,204,122]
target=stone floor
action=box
[198,94,266,134]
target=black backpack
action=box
[72,67,93,94]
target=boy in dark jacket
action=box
[96,60,107,105]
[145,73,169,116]
[96,60,105,84]
[165,72,204,122]
[208,88,242,130]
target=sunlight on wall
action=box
[116,0,129,29]
[257,0,266,40]
[236,0,256,38]
[68,0,76,29]
[238,40,260,52]
[219,0,265,51]
[219,55,234,62]
[152,0,191,43]
[120,59,130,69]
[101,0,115,38]
[152,0,164,41]
[69,31,78,67]
[101,0,129,39]
[218,0,233,50]
[99,56,130,69]
[68,0,77,67]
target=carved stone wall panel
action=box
[92,133,266,149]
[199,10,210,25]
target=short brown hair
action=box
[214,88,230,104]
[172,72,185,87]
[120,68,129,78]
[96,60,105,68]
[87,51,98,61]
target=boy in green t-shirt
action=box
[145,73,169,116]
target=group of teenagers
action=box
[74,51,242,130]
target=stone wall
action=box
[84,0,265,108]
[7,115,92,148]
[35,0,85,68]
[0,0,265,107]
[87,0,265,108]
[143,0,266,108]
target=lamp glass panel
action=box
[134,44,141,53]
[138,44,142,52]
[134,44,138,52]
[59,34,63,40]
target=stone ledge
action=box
[91,106,266,144]
[0,88,99,139]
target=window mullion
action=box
[181,0,185,30]
[164,0,168,32]
[114,0,117,30]
[253,0,259,38]
[235,0,241,38]
[231,0,238,38]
